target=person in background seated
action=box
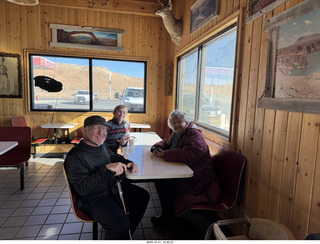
[105,105,130,153]
[64,115,149,240]
[150,109,220,227]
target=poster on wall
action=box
[190,0,219,34]
[50,24,125,52]
[246,0,288,23]
[0,52,22,98]
[258,0,320,114]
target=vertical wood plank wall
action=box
[1,0,319,239]
[175,0,319,239]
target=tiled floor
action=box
[0,158,175,240]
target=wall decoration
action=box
[246,0,287,23]
[258,0,320,114]
[50,24,125,52]
[0,52,22,98]
[190,0,219,34]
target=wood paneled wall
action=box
[174,0,319,240]
[1,0,319,239]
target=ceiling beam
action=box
[39,0,162,17]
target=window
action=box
[29,54,147,113]
[177,24,237,137]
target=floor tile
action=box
[0,227,20,239]
[38,223,63,237]
[60,222,83,235]
[31,206,53,215]
[12,207,35,217]
[24,215,48,225]
[2,216,28,227]
[45,213,67,224]
[15,225,42,238]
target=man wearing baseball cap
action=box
[64,115,150,240]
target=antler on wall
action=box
[155,0,183,45]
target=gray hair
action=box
[113,104,128,113]
[167,109,191,129]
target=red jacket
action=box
[153,122,220,214]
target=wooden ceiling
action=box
[38,0,168,16]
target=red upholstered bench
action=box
[0,127,31,190]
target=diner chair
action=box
[206,217,295,240]
[11,116,49,158]
[189,146,246,212]
[0,127,31,190]
[71,127,83,145]
[174,146,245,239]
[161,118,170,139]
[61,163,99,240]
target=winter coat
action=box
[152,122,220,214]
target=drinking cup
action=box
[129,136,137,146]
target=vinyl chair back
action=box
[11,116,48,158]
[0,127,31,190]
[71,127,83,145]
[161,118,171,139]
[61,163,98,240]
[190,146,246,211]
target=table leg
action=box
[66,129,71,143]
[54,128,57,144]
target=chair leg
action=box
[33,146,37,158]
[20,164,24,190]
[93,222,98,240]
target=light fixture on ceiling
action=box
[5,0,39,6]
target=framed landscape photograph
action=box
[0,52,22,98]
[246,0,288,23]
[50,24,125,52]
[190,0,219,34]
[258,0,320,114]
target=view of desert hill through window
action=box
[33,62,144,100]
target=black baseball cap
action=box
[84,116,108,127]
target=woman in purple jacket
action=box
[150,110,220,227]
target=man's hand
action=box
[127,162,139,173]
[106,162,128,176]
[117,137,128,146]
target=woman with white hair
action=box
[151,109,220,230]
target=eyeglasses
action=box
[89,125,107,132]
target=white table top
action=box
[124,132,194,180]
[0,141,18,155]
[130,123,151,129]
[40,123,77,129]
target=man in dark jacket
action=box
[64,115,149,240]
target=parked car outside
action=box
[74,90,98,104]
[121,87,144,112]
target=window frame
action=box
[176,21,240,141]
[27,52,147,113]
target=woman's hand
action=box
[153,148,165,158]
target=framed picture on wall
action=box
[50,24,125,52]
[258,0,320,114]
[190,0,219,34]
[0,52,22,98]
[246,0,288,23]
